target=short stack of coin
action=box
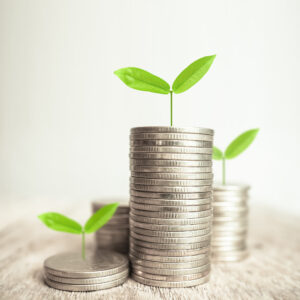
[211,184,250,261]
[92,202,129,254]
[129,126,214,287]
[43,251,129,291]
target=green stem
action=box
[222,157,226,185]
[82,231,85,260]
[170,91,173,127]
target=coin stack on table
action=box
[92,202,129,254]
[129,126,214,287]
[43,251,129,291]
[212,184,250,262]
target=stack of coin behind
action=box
[129,126,214,287]
[43,251,129,291]
[212,184,250,261]
[92,202,129,254]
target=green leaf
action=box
[84,203,119,234]
[225,128,259,159]
[213,146,223,160]
[38,212,82,234]
[114,67,170,94]
[172,55,216,94]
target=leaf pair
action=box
[38,203,119,234]
[114,55,216,95]
[213,129,259,160]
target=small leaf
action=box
[84,203,119,234]
[38,213,82,234]
[114,67,170,94]
[172,55,216,94]
[225,128,259,159]
[213,146,223,160]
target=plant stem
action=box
[82,231,85,260]
[222,157,226,185]
[170,91,173,127]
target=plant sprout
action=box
[114,55,216,127]
[38,203,119,260]
[213,129,259,185]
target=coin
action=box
[44,276,127,292]
[44,251,128,278]
[130,213,212,225]
[213,216,248,222]
[45,269,129,285]
[130,226,211,238]
[212,201,247,207]
[92,203,129,213]
[129,219,211,232]
[130,153,212,161]
[130,184,211,193]
[130,146,213,154]
[130,165,212,173]
[214,184,250,192]
[130,196,212,206]
[211,240,246,247]
[130,139,213,148]
[130,126,214,135]
[130,133,213,141]
[130,189,212,199]
[211,244,246,252]
[130,209,212,219]
[131,273,209,287]
[211,251,248,262]
[130,159,212,167]
[213,206,248,213]
[130,202,211,212]
[130,177,213,187]
[131,172,213,180]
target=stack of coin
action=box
[211,184,250,261]
[129,126,214,287]
[92,202,129,254]
[43,251,129,291]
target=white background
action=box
[0,0,300,216]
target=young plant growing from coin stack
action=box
[213,129,259,185]
[38,203,119,260]
[114,55,216,127]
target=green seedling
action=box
[38,203,119,260]
[213,129,259,185]
[114,55,216,127]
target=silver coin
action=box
[130,213,212,225]
[131,133,213,141]
[133,268,210,281]
[130,254,209,269]
[213,205,248,212]
[130,177,213,187]
[130,243,210,256]
[211,240,246,247]
[130,165,212,173]
[45,269,129,285]
[213,216,248,222]
[130,237,210,250]
[130,184,211,193]
[130,226,211,238]
[212,229,247,236]
[100,224,129,230]
[212,234,247,242]
[131,146,213,154]
[130,139,213,148]
[130,196,212,206]
[212,201,247,207]
[130,202,211,212]
[211,251,248,262]
[132,264,211,276]
[130,231,211,244]
[129,249,209,263]
[130,219,211,232]
[130,153,212,161]
[211,244,246,252]
[214,184,250,192]
[131,172,213,180]
[44,251,128,278]
[130,159,212,167]
[97,228,129,234]
[213,196,248,203]
[130,126,214,135]
[92,203,129,213]
[212,222,248,230]
[130,189,212,199]
[44,276,127,292]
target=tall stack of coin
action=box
[92,202,129,254]
[129,126,214,287]
[43,251,129,291]
[211,184,250,261]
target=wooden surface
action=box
[0,200,299,300]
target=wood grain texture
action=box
[0,202,299,300]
